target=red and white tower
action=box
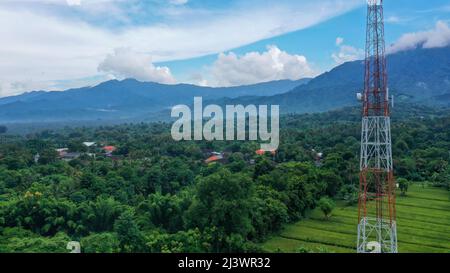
[357,0,397,253]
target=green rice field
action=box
[262,185,450,253]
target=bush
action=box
[0,228,70,253]
[81,232,120,253]
[318,197,336,219]
[397,178,409,196]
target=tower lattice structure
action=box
[357,0,397,253]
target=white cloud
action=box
[66,0,81,6]
[188,73,208,87]
[0,0,362,96]
[98,48,176,84]
[332,38,364,65]
[210,45,316,87]
[388,21,450,54]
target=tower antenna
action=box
[357,0,398,253]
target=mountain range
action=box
[0,79,309,123]
[0,46,449,124]
[218,46,450,113]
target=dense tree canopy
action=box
[0,106,449,252]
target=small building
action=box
[255,149,265,156]
[205,155,223,164]
[103,146,117,152]
[61,152,81,162]
[83,142,96,147]
[255,149,277,156]
[102,146,117,156]
[205,152,224,164]
[56,148,69,157]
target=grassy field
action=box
[262,185,450,253]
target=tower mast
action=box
[357,0,398,253]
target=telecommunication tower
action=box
[356,0,398,253]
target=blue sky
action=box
[0,0,450,96]
[160,0,450,83]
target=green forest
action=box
[0,104,449,253]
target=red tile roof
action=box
[103,146,117,152]
[256,149,277,155]
[205,155,223,164]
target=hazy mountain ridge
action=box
[0,79,309,123]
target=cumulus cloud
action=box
[210,45,316,87]
[98,48,176,84]
[188,73,208,87]
[0,0,362,96]
[388,21,450,54]
[332,37,364,65]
